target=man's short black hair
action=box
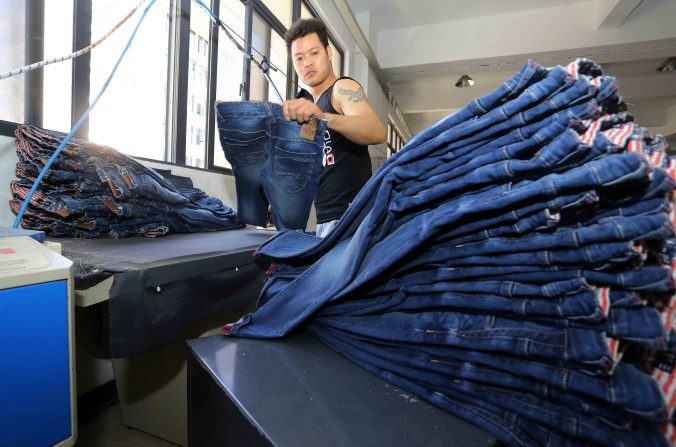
[284,18,329,52]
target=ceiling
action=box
[347,0,589,30]
[345,0,676,140]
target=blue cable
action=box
[12,0,157,228]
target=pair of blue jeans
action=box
[215,100,326,230]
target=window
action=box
[212,0,246,169]
[0,2,26,123]
[387,121,405,156]
[43,0,74,132]
[89,0,171,161]
[185,2,211,168]
[0,0,346,174]
[262,0,293,28]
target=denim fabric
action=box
[11,125,243,238]
[533,306,666,350]
[315,324,669,421]
[311,327,670,447]
[313,327,635,446]
[252,61,556,262]
[215,100,326,230]
[316,310,614,366]
[222,59,675,447]
[227,153,652,339]
[320,287,606,322]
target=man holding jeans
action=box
[283,18,386,237]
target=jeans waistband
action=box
[215,100,285,119]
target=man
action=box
[283,18,387,238]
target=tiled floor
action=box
[75,404,179,447]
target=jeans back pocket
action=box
[273,144,317,193]
[217,116,267,165]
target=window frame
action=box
[6,0,345,176]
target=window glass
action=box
[268,31,288,102]
[300,3,312,19]
[261,0,292,28]
[0,2,26,123]
[213,0,246,169]
[89,0,171,161]
[184,1,212,168]
[43,0,74,132]
[249,12,271,101]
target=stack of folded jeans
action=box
[9,125,243,238]
[222,59,676,446]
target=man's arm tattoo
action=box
[337,86,367,103]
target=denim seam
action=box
[483,386,599,437]
[323,321,567,348]
[432,391,533,447]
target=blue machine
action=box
[0,236,76,447]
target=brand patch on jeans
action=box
[300,118,317,141]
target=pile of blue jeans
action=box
[9,125,242,238]
[222,59,676,446]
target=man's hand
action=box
[282,98,324,124]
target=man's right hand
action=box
[282,98,325,124]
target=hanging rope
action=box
[0,0,147,81]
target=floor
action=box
[75,403,179,447]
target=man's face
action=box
[291,32,332,88]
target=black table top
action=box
[187,332,500,447]
[52,227,274,288]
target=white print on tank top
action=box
[323,129,335,166]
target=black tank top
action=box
[297,77,372,223]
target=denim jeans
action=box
[310,326,670,447]
[312,325,646,446]
[314,323,669,421]
[251,60,556,262]
[315,309,615,366]
[215,100,326,230]
[12,125,243,238]
[226,153,652,338]
[397,213,669,270]
[319,287,606,322]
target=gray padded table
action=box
[187,332,501,447]
[53,227,273,357]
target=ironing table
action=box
[53,227,274,445]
